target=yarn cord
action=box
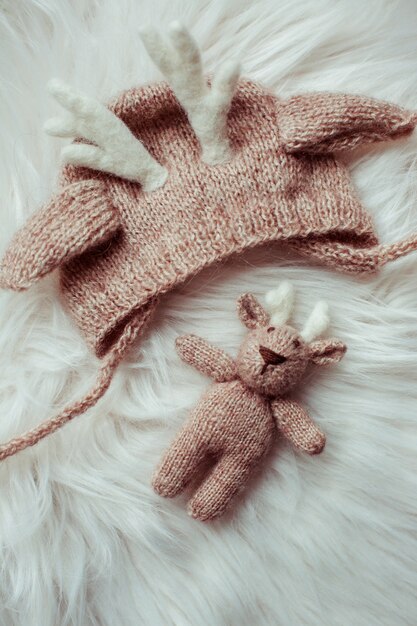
[0,307,153,461]
[378,231,417,265]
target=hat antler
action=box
[140,21,240,164]
[44,80,168,191]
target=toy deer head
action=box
[153,283,347,521]
[236,282,346,397]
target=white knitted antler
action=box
[265,281,295,326]
[44,80,167,191]
[301,301,330,342]
[140,21,240,164]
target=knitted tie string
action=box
[0,307,152,461]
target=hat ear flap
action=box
[237,293,269,329]
[309,339,346,366]
[0,180,120,291]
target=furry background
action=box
[1,1,417,624]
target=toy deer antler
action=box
[139,21,241,164]
[265,280,295,325]
[264,281,329,342]
[300,301,330,342]
[44,80,168,191]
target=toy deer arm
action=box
[0,180,120,291]
[271,398,326,455]
[278,92,416,154]
[175,334,237,382]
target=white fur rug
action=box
[1,1,417,624]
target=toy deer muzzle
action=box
[153,282,346,521]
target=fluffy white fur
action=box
[45,79,167,189]
[1,1,417,625]
[140,21,240,164]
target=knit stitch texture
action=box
[1,75,417,458]
[153,292,346,521]
[2,81,416,357]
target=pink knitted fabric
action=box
[153,293,346,521]
[0,78,417,459]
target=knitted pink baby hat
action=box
[1,23,417,460]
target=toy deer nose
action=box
[259,346,287,366]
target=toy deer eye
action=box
[267,326,275,333]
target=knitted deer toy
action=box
[0,22,416,460]
[153,283,346,521]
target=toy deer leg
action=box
[152,420,209,498]
[188,454,252,521]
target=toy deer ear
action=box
[309,339,346,366]
[237,293,269,329]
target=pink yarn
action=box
[0,78,416,459]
